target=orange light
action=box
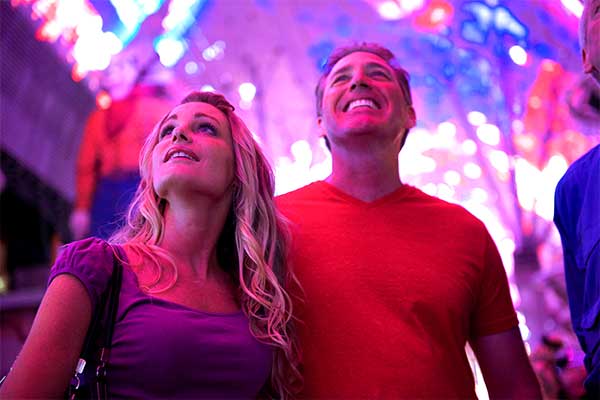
[71,64,86,82]
[96,91,112,109]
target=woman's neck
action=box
[159,194,232,281]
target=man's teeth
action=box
[169,151,194,161]
[347,99,377,111]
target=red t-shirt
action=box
[277,182,518,399]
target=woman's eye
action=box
[159,125,174,139]
[193,122,217,136]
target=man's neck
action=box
[327,146,402,202]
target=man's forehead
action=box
[329,51,393,75]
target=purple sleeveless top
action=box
[48,238,272,399]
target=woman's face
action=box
[151,102,235,202]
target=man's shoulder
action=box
[409,187,488,231]
[561,145,600,183]
[276,181,325,204]
[556,144,600,199]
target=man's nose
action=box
[350,71,370,91]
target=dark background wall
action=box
[0,3,96,376]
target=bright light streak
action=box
[467,111,486,126]
[239,100,252,110]
[238,82,257,102]
[422,183,437,196]
[463,162,482,179]
[498,237,516,276]
[534,155,569,221]
[437,121,457,136]
[378,1,403,20]
[470,187,488,203]
[512,119,524,134]
[291,140,313,166]
[110,0,144,31]
[75,14,102,37]
[430,7,446,24]
[73,31,122,72]
[476,123,501,146]
[461,139,478,155]
[509,45,528,66]
[561,0,583,17]
[413,156,437,174]
[443,170,462,186]
[488,150,510,173]
[514,158,539,211]
[96,91,112,109]
[185,61,198,74]
[437,183,456,201]
[201,84,215,92]
[517,311,531,340]
[156,37,186,67]
[400,0,425,11]
[202,40,226,61]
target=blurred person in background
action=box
[69,56,173,240]
[554,0,600,396]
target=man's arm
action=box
[470,327,542,399]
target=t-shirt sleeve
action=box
[470,229,519,338]
[47,237,115,311]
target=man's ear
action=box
[316,116,331,151]
[316,115,326,135]
[583,49,593,74]
[408,106,417,129]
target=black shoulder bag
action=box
[67,253,123,400]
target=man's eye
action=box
[159,125,174,139]
[371,70,390,79]
[332,74,349,84]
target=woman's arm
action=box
[0,274,92,398]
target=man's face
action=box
[317,51,415,148]
[583,0,600,84]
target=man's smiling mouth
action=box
[344,98,380,111]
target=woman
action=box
[0,92,302,398]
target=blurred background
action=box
[1,0,598,397]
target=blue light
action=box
[461,20,487,44]
[494,6,527,39]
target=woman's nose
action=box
[172,127,190,143]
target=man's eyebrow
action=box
[365,62,392,71]
[330,65,353,77]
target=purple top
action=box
[48,238,272,399]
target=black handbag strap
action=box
[69,249,123,400]
[95,253,123,398]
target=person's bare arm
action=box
[0,274,92,398]
[470,327,542,399]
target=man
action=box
[554,0,600,395]
[277,43,541,398]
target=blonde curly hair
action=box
[110,91,302,397]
